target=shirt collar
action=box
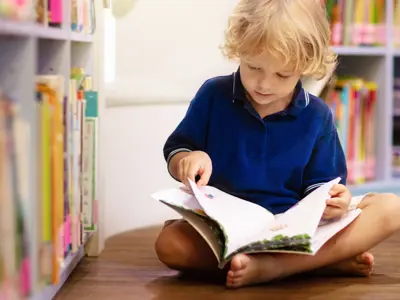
[231,67,310,117]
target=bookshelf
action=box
[0,0,100,300]
[308,0,400,196]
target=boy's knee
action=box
[366,192,400,230]
[377,193,400,209]
[359,192,399,208]
[383,193,400,212]
[155,223,190,269]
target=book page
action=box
[151,186,205,215]
[162,202,223,262]
[274,178,341,238]
[188,180,275,258]
[311,208,361,254]
[234,178,341,251]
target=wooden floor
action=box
[55,226,400,300]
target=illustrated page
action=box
[188,180,275,257]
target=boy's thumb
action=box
[197,167,212,186]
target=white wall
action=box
[103,105,187,238]
[106,0,238,104]
[103,0,239,239]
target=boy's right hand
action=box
[176,151,212,187]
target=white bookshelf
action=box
[322,1,400,196]
[0,0,101,299]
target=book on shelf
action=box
[0,69,98,299]
[325,76,377,185]
[0,90,31,300]
[394,77,400,116]
[394,0,400,47]
[324,0,386,47]
[152,178,361,269]
[393,76,400,178]
[71,0,96,34]
[0,0,96,35]
[393,146,400,178]
[0,0,32,21]
[303,74,378,186]
[394,119,400,178]
[35,0,63,27]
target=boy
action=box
[155,0,400,289]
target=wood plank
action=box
[55,226,400,300]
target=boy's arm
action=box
[302,115,348,196]
[163,79,214,181]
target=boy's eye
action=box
[277,73,290,79]
[248,64,261,71]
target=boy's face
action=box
[239,52,301,106]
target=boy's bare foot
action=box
[226,253,282,289]
[225,252,374,288]
[322,252,374,277]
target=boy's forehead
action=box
[241,52,295,72]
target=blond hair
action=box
[221,0,336,79]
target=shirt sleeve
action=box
[302,112,348,196]
[163,79,214,175]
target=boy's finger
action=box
[182,162,194,187]
[178,160,185,184]
[323,206,343,219]
[326,197,346,208]
[197,166,212,186]
[186,164,199,184]
[329,184,346,195]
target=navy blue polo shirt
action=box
[163,69,347,214]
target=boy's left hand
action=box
[323,184,351,220]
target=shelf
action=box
[29,247,85,300]
[349,179,400,195]
[0,2,98,299]
[28,232,93,300]
[71,32,94,43]
[0,19,93,42]
[332,46,387,56]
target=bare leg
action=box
[155,219,221,271]
[226,193,400,288]
[313,252,374,277]
[155,218,373,278]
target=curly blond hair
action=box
[221,0,336,79]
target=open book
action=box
[151,177,361,269]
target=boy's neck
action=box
[245,90,294,119]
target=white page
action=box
[274,177,341,238]
[161,203,223,262]
[235,178,343,251]
[311,208,361,253]
[151,187,204,212]
[188,180,275,258]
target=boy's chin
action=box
[251,95,277,105]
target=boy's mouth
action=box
[255,91,273,97]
